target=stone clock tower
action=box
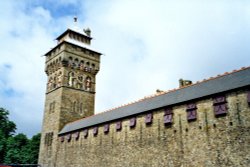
[38,22,101,167]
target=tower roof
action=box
[56,28,92,41]
[44,26,101,56]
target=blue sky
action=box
[0,0,250,137]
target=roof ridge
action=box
[66,66,250,125]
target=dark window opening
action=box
[213,95,226,104]
[116,121,122,131]
[49,101,55,113]
[186,103,197,121]
[130,117,136,128]
[74,131,80,140]
[44,132,53,146]
[93,127,98,136]
[145,113,153,124]
[164,107,173,125]
[104,124,109,134]
[83,129,88,138]
[66,134,71,142]
[213,95,227,116]
[60,136,64,142]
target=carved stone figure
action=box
[48,77,53,91]
[53,75,57,88]
[57,71,62,87]
[85,77,91,91]
[68,72,76,87]
[80,63,84,70]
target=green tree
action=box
[4,133,29,164]
[0,108,16,163]
[22,133,41,164]
[0,107,41,164]
[0,108,16,137]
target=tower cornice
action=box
[44,40,102,58]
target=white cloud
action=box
[0,1,62,137]
[82,0,250,112]
[0,0,250,137]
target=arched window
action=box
[86,62,90,67]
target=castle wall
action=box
[55,90,250,167]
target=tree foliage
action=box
[4,133,29,164]
[0,108,16,163]
[0,107,40,164]
[22,133,41,164]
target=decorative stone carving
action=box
[65,57,97,76]
[68,72,76,87]
[66,70,93,91]
[48,77,53,91]
[57,71,63,87]
[80,62,84,70]
[53,75,57,89]
[85,77,91,91]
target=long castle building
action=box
[39,25,250,167]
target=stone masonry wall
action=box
[39,86,95,167]
[59,87,95,130]
[54,89,250,167]
[39,89,63,167]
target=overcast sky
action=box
[0,0,249,137]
